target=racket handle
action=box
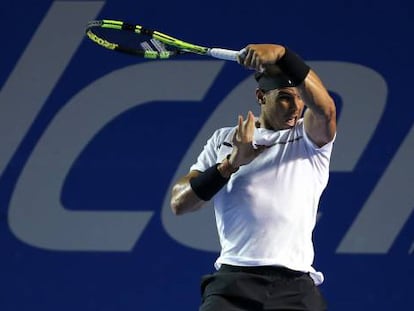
[208,48,245,61]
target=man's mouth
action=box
[285,116,297,126]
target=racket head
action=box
[85,19,209,59]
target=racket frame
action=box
[86,19,241,61]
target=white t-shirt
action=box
[190,118,335,285]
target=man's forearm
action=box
[299,70,335,119]
[170,174,206,215]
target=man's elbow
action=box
[170,197,184,216]
[170,183,194,215]
[169,173,203,215]
[170,190,203,216]
[170,185,184,215]
[325,97,336,121]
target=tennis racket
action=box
[85,19,245,61]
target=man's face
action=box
[259,87,304,130]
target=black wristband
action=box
[276,48,310,86]
[190,164,229,201]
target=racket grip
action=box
[208,48,244,61]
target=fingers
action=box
[246,111,255,139]
[237,48,247,64]
[230,111,262,167]
[240,44,284,71]
[242,46,261,71]
[236,115,243,140]
[247,111,255,124]
[238,114,243,128]
[237,112,253,130]
[234,111,255,143]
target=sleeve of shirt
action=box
[299,119,336,187]
[189,130,221,173]
[300,118,336,155]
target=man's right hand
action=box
[240,44,286,72]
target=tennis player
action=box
[170,44,336,311]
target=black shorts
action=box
[199,264,327,311]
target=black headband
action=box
[254,71,295,92]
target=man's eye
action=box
[278,94,292,100]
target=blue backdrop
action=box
[1,1,413,310]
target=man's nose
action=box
[288,98,299,112]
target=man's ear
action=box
[256,88,265,105]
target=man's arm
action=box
[170,112,263,215]
[242,44,336,147]
[300,69,336,147]
[170,170,204,215]
[170,157,239,215]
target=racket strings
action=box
[140,38,168,53]
[86,20,198,59]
